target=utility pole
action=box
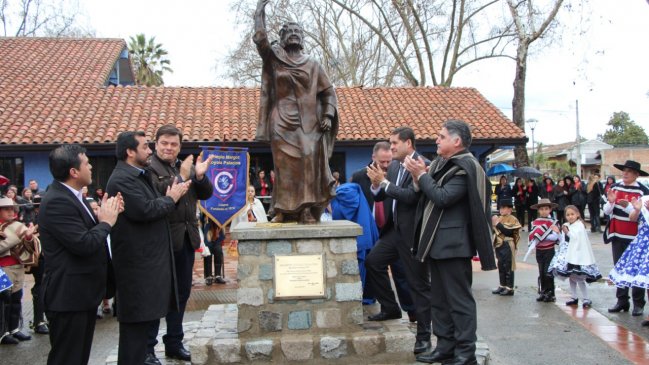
[575,99,581,177]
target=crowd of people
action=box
[2,121,649,365]
[496,172,609,230]
[490,159,649,328]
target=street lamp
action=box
[526,118,539,167]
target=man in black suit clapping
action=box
[364,127,433,355]
[39,144,123,365]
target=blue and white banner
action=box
[0,266,12,293]
[199,147,249,228]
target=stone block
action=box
[267,288,274,304]
[266,240,292,256]
[281,336,314,361]
[258,311,283,332]
[245,339,274,362]
[329,238,357,254]
[188,337,211,365]
[320,336,348,359]
[238,241,262,256]
[326,259,337,278]
[341,259,360,275]
[237,263,253,279]
[335,281,363,302]
[297,240,323,253]
[237,318,252,334]
[347,306,364,325]
[212,339,241,363]
[384,331,415,353]
[258,263,273,280]
[315,308,341,328]
[288,310,312,330]
[238,288,264,306]
[352,333,382,356]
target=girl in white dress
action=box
[549,205,602,308]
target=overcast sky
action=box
[82,0,649,147]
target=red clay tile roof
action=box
[0,37,525,146]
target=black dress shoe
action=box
[214,276,226,284]
[641,319,649,327]
[12,331,31,341]
[34,323,49,334]
[543,295,556,303]
[632,306,644,316]
[492,287,505,295]
[415,350,454,364]
[166,346,191,361]
[413,340,432,354]
[144,352,161,365]
[1,334,19,345]
[500,288,514,296]
[536,294,546,302]
[367,311,401,321]
[444,355,478,365]
[608,302,630,313]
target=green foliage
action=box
[549,160,575,178]
[598,111,648,146]
[128,34,173,86]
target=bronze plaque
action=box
[274,254,325,300]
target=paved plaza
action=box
[2,230,648,364]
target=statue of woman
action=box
[253,0,339,224]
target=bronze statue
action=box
[253,0,338,224]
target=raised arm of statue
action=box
[254,0,270,46]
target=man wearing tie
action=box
[39,144,123,365]
[350,141,416,314]
[364,127,433,355]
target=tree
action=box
[506,0,564,168]
[128,34,173,87]
[222,0,517,87]
[0,0,93,37]
[598,111,649,146]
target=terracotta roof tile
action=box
[0,37,525,146]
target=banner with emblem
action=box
[198,146,249,228]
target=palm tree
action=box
[128,34,173,86]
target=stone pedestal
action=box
[232,221,364,338]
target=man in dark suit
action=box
[146,125,214,363]
[39,144,122,365]
[350,141,416,317]
[106,131,190,365]
[364,127,433,355]
[406,120,495,365]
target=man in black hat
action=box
[604,160,649,316]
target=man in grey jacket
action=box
[405,120,495,365]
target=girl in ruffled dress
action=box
[549,205,602,308]
[609,196,649,326]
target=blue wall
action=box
[22,151,52,189]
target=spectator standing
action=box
[18,188,37,225]
[201,215,226,285]
[106,131,190,365]
[525,179,540,231]
[28,179,46,198]
[513,178,526,230]
[539,177,555,202]
[146,125,214,363]
[587,173,604,232]
[0,197,36,345]
[494,175,513,209]
[554,179,569,225]
[253,170,271,197]
[569,175,588,219]
[603,160,649,316]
